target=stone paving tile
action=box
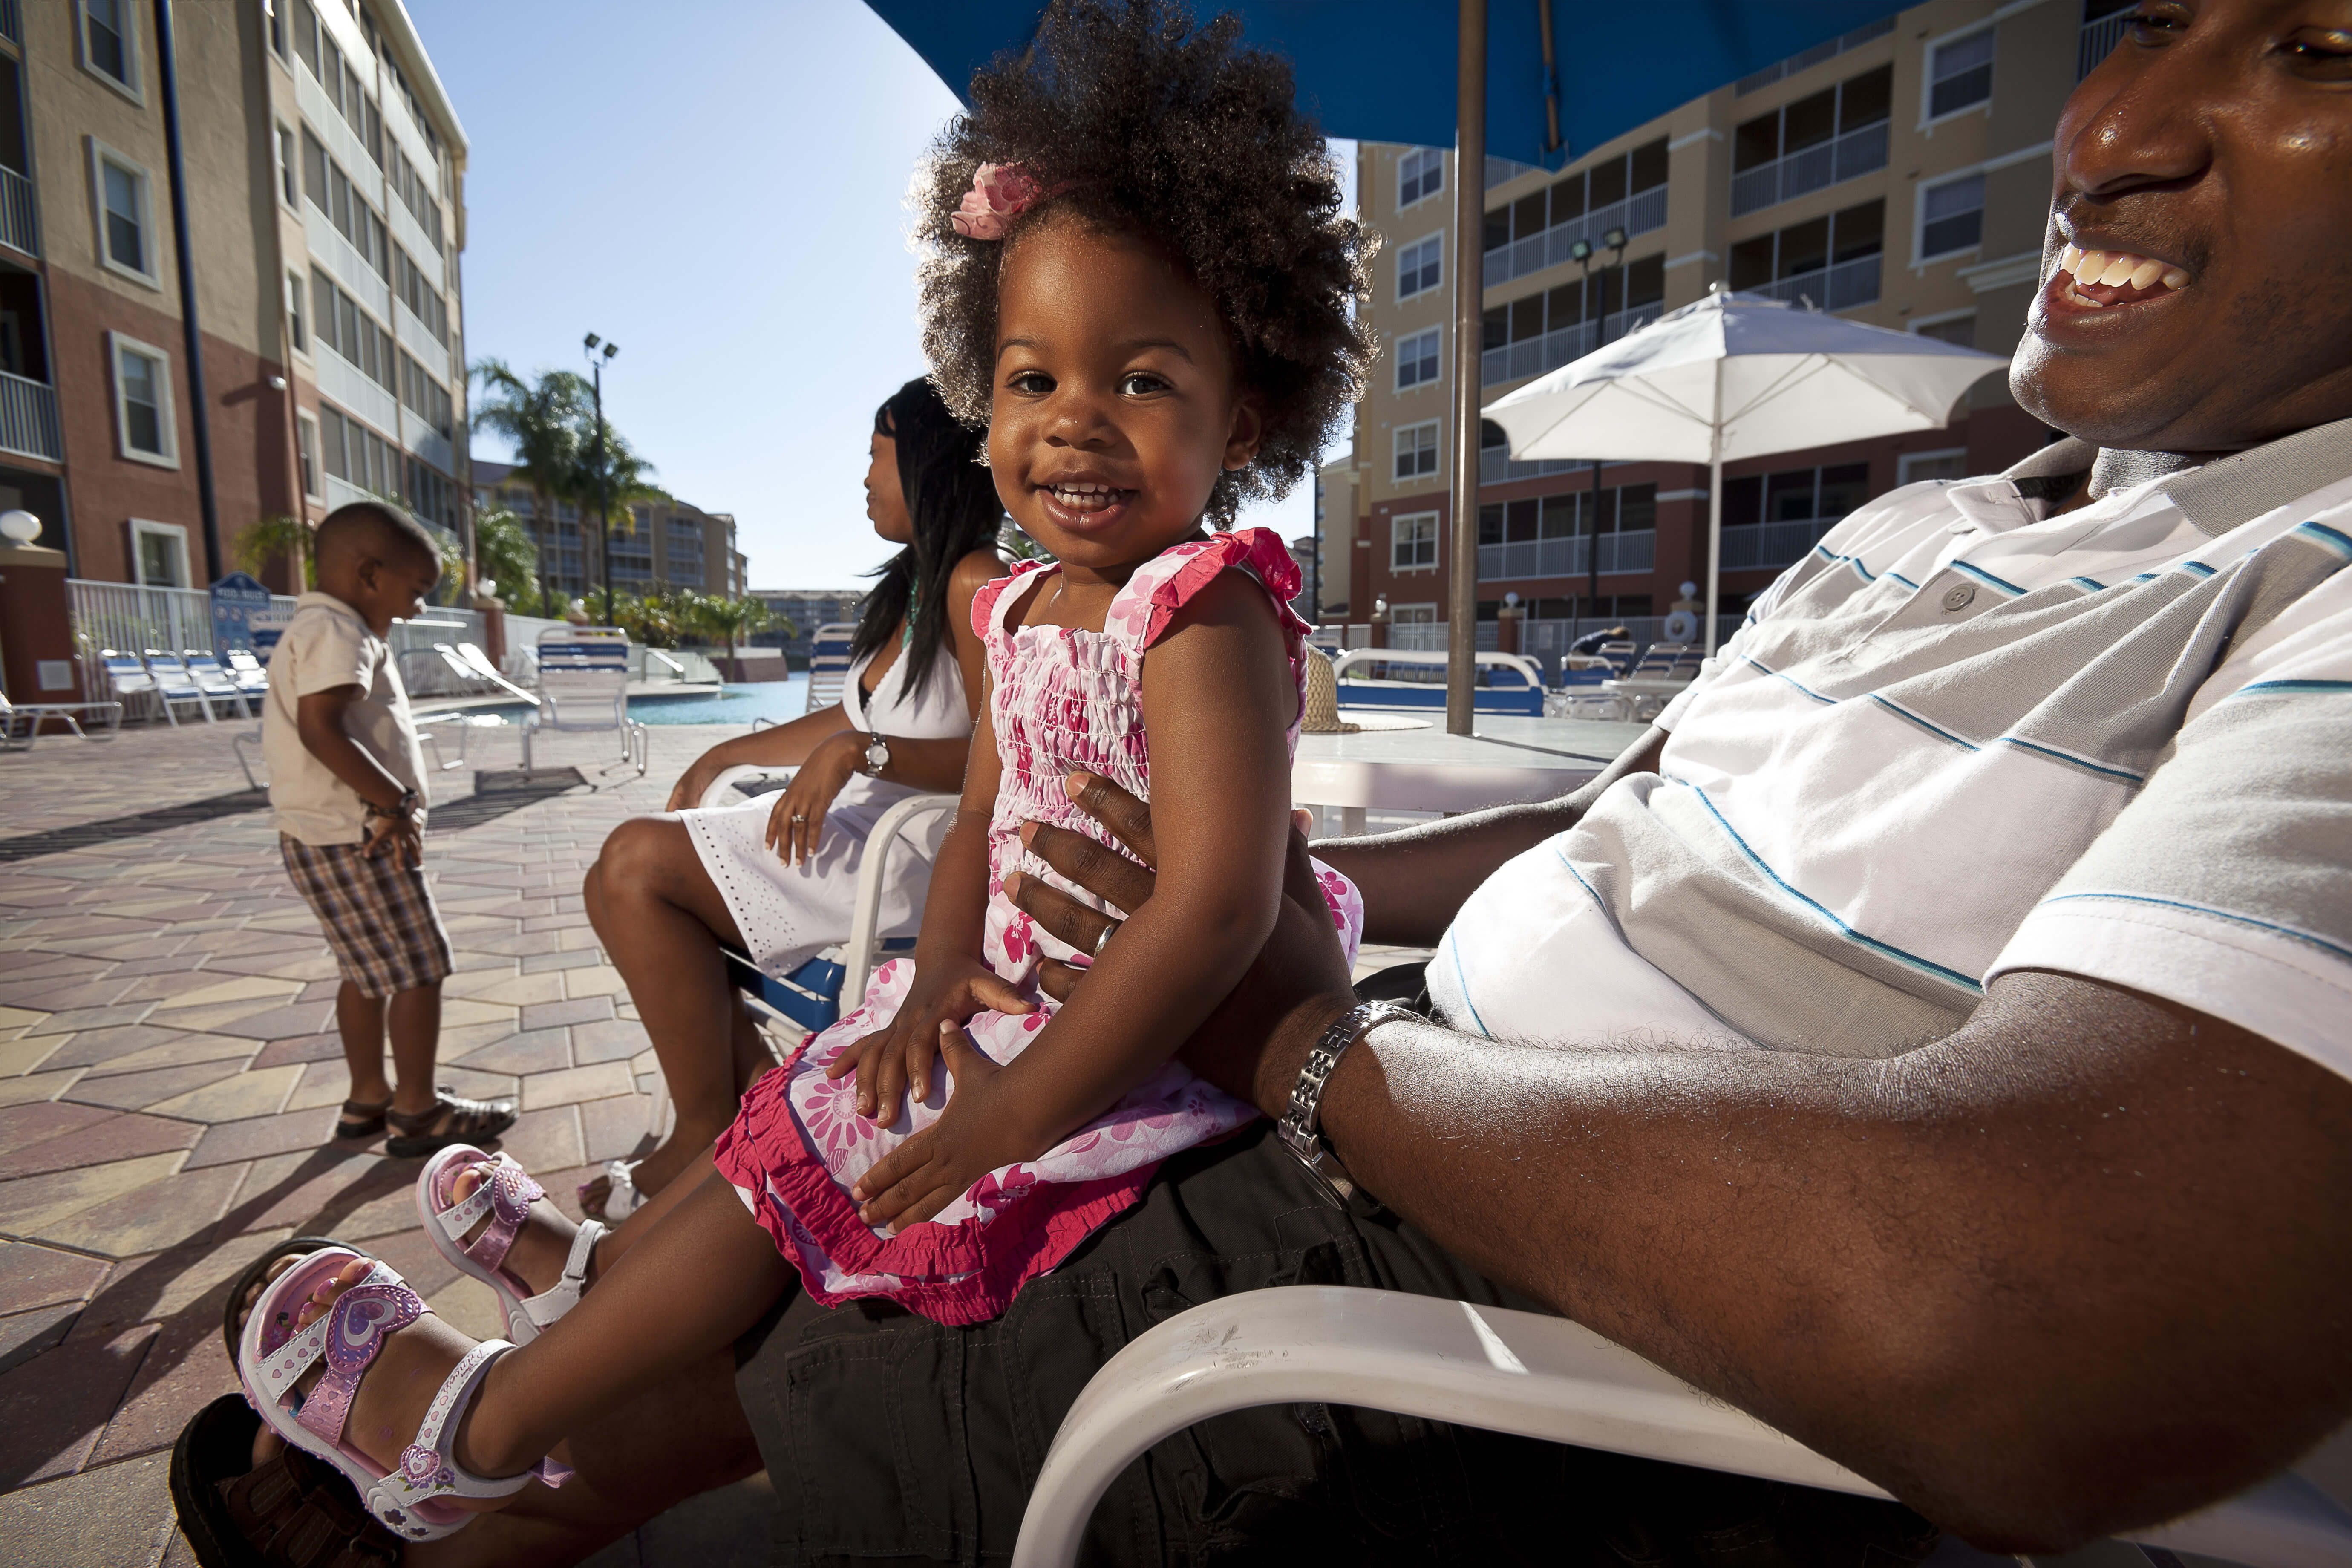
[453,968,568,1006]
[247,1030,346,1069]
[523,994,615,1029]
[222,1147,412,1237]
[0,1036,63,1076]
[581,1092,659,1166]
[186,1000,338,1042]
[147,975,303,1012]
[0,1111,202,1180]
[35,1024,211,1072]
[0,1318,159,1486]
[452,1026,572,1076]
[0,1067,84,1107]
[0,1100,117,1156]
[522,946,605,973]
[36,1162,249,1260]
[575,1016,654,1065]
[143,1062,301,1123]
[500,1104,586,1175]
[522,1061,637,1111]
[78,1032,260,1075]
[0,1153,189,1237]
[62,1059,246,1112]
[182,1107,340,1171]
[0,1303,81,1377]
[0,1450,180,1565]
[28,1003,156,1033]
[0,1240,115,1317]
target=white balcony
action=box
[0,368,61,462]
[1718,517,1839,572]
[1480,306,1662,389]
[0,165,36,257]
[1477,529,1655,582]
[1756,253,1881,313]
[1482,184,1669,289]
[1729,119,1889,217]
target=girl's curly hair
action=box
[914,0,1376,526]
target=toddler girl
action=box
[228,0,1377,1536]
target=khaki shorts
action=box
[279,834,451,998]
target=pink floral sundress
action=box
[712,528,1364,1326]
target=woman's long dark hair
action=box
[849,377,1003,700]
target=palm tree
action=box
[473,505,543,616]
[689,594,778,672]
[233,513,314,591]
[470,359,592,608]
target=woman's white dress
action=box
[683,644,971,974]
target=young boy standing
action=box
[263,502,515,1158]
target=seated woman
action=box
[579,377,1004,1218]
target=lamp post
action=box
[1567,227,1627,632]
[584,333,619,625]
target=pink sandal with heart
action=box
[234,1242,568,1542]
[416,1145,604,1345]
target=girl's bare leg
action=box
[582,817,771,1203]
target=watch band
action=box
[1277,1000,1415,1201]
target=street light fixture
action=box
[584,334,619,624]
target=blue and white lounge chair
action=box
[521,625,646,777]
[182,651,257,717]
[804,623,857,714]
[101,649,213,726]
[223,647,270,693]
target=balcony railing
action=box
[1729,119,1888,217]
[0,164,36,256]
[0,368,61,461]
[1756,253,1881,313]
[1483,184,1668,289]
[1479,447,1585,486]
[1478,529,1656,582]
[1481,305,1662,389]
[0,0,20,46]
[2078,9,2133,79]
[1717,517,1839,572]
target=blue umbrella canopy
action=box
[865,0,1913,167]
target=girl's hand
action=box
[826,954,1033,1121]
[764,732,862,868]
[851,1021,1040,1232]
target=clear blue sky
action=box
[408,0,1355,592]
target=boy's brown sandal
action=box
[332,1098,391,1139]
[384,1090,518,1158]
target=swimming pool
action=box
[447,677,814,728]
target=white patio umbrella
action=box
[1483,286,2008,654]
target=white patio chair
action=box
[803,623,857,714]
[130,651,221,725]
[223,647,270,692]
[451,642,537,703]
[1010,1286,2352,1568]
[521,625,646,778]
[637,766,956,1139]
[0,691,123,749]
[182,650,257,717]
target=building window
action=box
[297,411,321,498]
[1918,172,1986,260]
[1482,138,1669,255]
[78,0,138,96]
[1927,29,1995,120]
[1398,147,1443,209]
[90,145,155,282]
[286,270,307,354]
[1390,512,1439,572]
[1718,461,1873,569]
[129,518,189,587]
[1911,311,1976,348]
[109,332,176,466]
[1397,233,1443,302]
[1728,199,1883,311]
[317,401,398,496]
[1729,64,1891,216]
[1395,326,1441,391]
[1897,447,1970,487]
[275,123,297,207]
[1393,421,1439,481]
[312,266,396,392]
[1479,255,1666,387]
[264,0,286,59]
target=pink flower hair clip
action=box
[951,162,1068,240]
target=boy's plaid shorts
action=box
[280,834,453,997]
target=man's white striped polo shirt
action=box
[1432,418,2352,1080]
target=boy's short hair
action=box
[315,501,443,571]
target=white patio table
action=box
[1293,715,1646,834]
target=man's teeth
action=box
[2057,243,2190,303]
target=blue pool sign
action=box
[210,572,274,651]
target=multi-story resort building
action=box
[0,0,469,593]
[1332,0,2133,663]
[472,457,745,605]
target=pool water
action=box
[628,678,812,725]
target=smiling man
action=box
[996,0,2352,1552]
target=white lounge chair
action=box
[521,625,646,778]
[104,650,213,726]
[443,641,536,704]
[223,647,270,693]
[804,623,857,714]
[182,651,257,718]
[0,691,123,749]
[1011,1285,2352,1568]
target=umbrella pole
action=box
[1444,0,1485,737]
[1704,358,1725,658]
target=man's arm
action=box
[1310,725,1666,946]
[1010,780,2352,1551]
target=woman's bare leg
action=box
[582,816,765,1203]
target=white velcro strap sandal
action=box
[417,1145,605,1344]
[235,1244,570,1542]
[582,1157,645,1222]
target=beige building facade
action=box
[0,0,468,594]
[473,458,745,605]
[1342,0,2129,662]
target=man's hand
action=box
[826,952,1033,1122]
[1007,772,1357,1115]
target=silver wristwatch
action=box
[1278,1000,1416,1203]
[861,732,890,778]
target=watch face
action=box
[865,741,889,772]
